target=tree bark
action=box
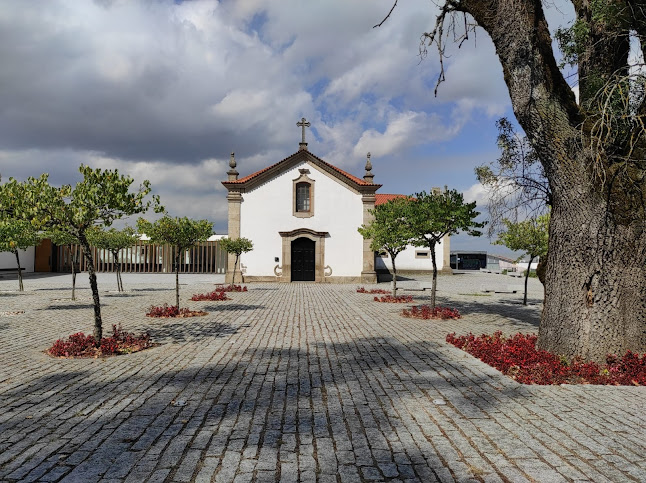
[71,245,78,301]
[429,242,438,310]
[449,0,646,362]
[14,250,23,292]
[174,253,180,308]
[112,252,122,292]
[233,254,239,285]
[523,256,534,306]
[79,238,102,344]
[390,253,398,296]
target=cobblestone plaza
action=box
[0,272,644,482]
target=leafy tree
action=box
[0,219,41,291]
[47,230,82,300]
[137,216,213,307]
[87,227,138,292]
[407,189,485,309]
[220,237,254,284]
[495,214,550,305]
[358,197,413,295]
[378,1,646,361]
[0,166,161,342]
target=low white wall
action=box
[0,247,35,272]
[375,240,444,272]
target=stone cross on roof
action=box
[297,117,311,150]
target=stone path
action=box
[0,272,644,482]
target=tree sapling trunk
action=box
[71,245,78,301]
[523,256,534,306]
[233,254,239,284]
[14,250,23,292]
[112,251,123,292]
[174,252,181,308]
[80,239,102,344]
[429,242,438,310]
[391,253,398,297]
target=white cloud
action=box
[463,182,491,206]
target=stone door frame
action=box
[278,228,328,282]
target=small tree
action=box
[47,230,81,300]
[358,197,413,296]
[87,227,138,292]
[137,216,213,307]
[495,214,550,306]
[220,237,254,284]
[0,219,41,291]
[0,166,161,342]
[407,189,485,309]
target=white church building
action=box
[222,119,450,283]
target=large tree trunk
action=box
[448,0,646,362]
[540,190,646,361]
[79,238,102,344]
[14,250,23,292]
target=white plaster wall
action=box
[376,239,444,272]
[0,247,35,272]
[239,161,364,277]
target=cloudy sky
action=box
[0,0,577,257]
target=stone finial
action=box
[227,152,239,181]
[363,152,374,183]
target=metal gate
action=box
[56,240,227,274]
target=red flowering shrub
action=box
[146,304,207,317]
[446,331,646,385]
[357,287,390,294]
[402,305,461,320]
[191,290,230,301]
[49,332,97,357]
[373,295,414,303]
[48,324,152,358]
[216,284,247,292]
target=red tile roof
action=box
[375,193,407,205]
[223,150,379,186]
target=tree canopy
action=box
[358,197,413,295]
[220,237,254,285]
[0,165,161,341]
[407,189,485,308]
[137,216,213,307]
[495,214,550,305]
[0,219,41,291]
[87,226,139,292]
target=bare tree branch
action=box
[373,0,398,28]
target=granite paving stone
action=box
[0,271,644,482]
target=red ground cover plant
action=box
[215,284,248,292]
[146,304,208,317]
[48,324,152,358]
[402,305,461,320]
[356,287,390,294]
[191,290,231,301]
[373,294,414,303]
[446,331,646,385]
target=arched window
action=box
[296,182,310,212]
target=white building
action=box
[222,123,449,283]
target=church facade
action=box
[222,120,449,283]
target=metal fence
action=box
[56,240,227,274]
